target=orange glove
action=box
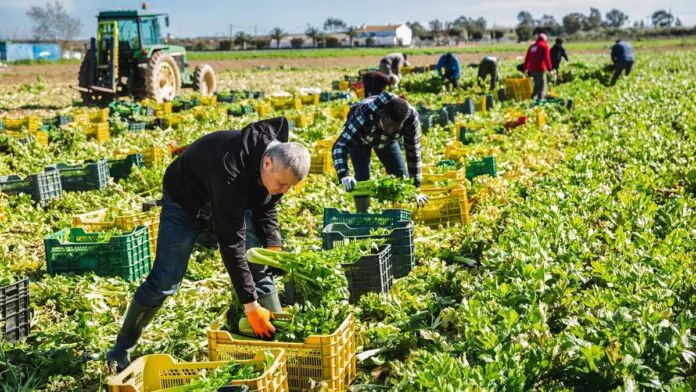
[244,303,275,339]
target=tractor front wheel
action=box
[192,64,217,97]
[145,51,181,102]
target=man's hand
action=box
[244,302,275,339]
[415,193,430,207]
[341,176,357,192]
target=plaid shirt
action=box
[332,92,422,187]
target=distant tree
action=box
[516,22,534,41]
[517,11,534,25]
[26,0,82,48]
[325,36,341,48]
[445,22,464,44]
[605,9,629,28]
[234,31,252,49]
[290,37,305,49]
[539,14,562,35]
[493,30,505,40]
[218,40,232,50]
[345,26,358,47]
[255,39,270,50]
[652,10,675,27]
[406,21,428,40]
[269,27,287,49]
[675,18,683,27]
[365,36,376,47]
[583,8,603,31]
[194,39,207,51]
[305,25,321,48]
[562,13,585,34]
[324,18,347,32]
[429,19,444,45]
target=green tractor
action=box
[78,9,216,105]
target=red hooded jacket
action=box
[524,38,552,73]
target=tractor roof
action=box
[97,10,167,19]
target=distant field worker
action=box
[436,52,462,88]
[524,33,552,100]
[380,52,410,77]
[477,56,498,91]
[550,38,569,84]
[610,39,635,86]
[362,71,399,97]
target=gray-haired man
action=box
[107,117,310,371]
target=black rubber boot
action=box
[257,291,282,313]
[354,196,370,213]
[106,299,161,373]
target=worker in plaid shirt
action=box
[332,92,429,212]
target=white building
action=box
[354,24,412,47]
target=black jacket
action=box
[163,117,289,303]
[362,71,391,96]
[550,45,569,69]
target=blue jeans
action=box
[350,140,408,181]
[134,192,276,308]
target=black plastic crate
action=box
[323,208,411,228]
[342,244,391,303]
[108,154,145,182]
[0,168,63,206]
[322,221,414,279]
[50,159,110,192]
[0,278,30,342]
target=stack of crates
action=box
[0,167,62,206]
[50,159,110,192]
[44,226,151,282]
[73,207,160,260]
[85,122,110,142]
[421,169,467,191]
[331,104,350,120]
[142,146,171,169]
[89,108,110,123]
[504,78,533,101]
[309,138,335,175]
[414,184,471,228]
[3,116,41,132]
[444,141,470,160]
[322,208,414,279]
[0,278,30,342]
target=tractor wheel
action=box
[145,51,181,102]
[193,64,217,96]
[78,57,112,106]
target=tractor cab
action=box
[78,9,216,105]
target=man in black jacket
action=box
[362,71,398,97]
[550,38,569,83]
[106,117,310,371]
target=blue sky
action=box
[1,0,695,40]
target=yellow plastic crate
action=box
[143,146,170,168]
[413,184,471,228]
[355,88,365,99]
[299,94,320,106]
[338,80,350,91]
[208,313,356,392]
[108,349,289,392]
[0,193,6,223]
[71,111,90,125]
[504,78,533,101]
[309,147,334,175]
[256,103,272,117]
[159,114,183,129]
[535,108,547,127]
[3,129,48,146]
[89,108,110,123]
[444,141,470,160]
[199,95,218,106]
[474,97,487,113]
[34,130,48,146]
[294,112,314,128]
[331,105,350,120]
[144,100,173,115]
[3,116,41,132]
[86,123,111,143]
[421,169,466,190]
[192,106,227,121]
[72,207,160,260]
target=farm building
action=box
[354,24,412,47]
[0,41,62,62]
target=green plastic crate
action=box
[322,221,414,279]
[50,159,110,192]
[44,226,151,282]
[323,208,411,228]
[465,156,497,181]
[127,121,147,132]
[108,154,145,182]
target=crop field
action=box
[0,49,695,391]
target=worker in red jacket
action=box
[523,33,553,100]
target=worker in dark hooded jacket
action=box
[524,33,553,100]
[610,39,635,86]
[477,56,498,91]
[106,117,311,372]
[362,71,399,97]
[436,52,462,88]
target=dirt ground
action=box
[0,45,691,86]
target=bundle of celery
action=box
[350,175,417,203]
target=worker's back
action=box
[612,41,634,63]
